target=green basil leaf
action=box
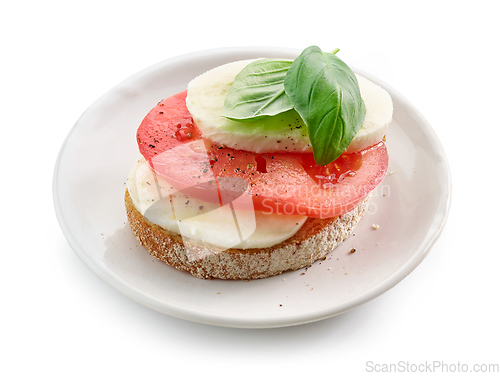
[284,46,366,166]
[221,59,294,121]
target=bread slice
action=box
[125,189,370,279]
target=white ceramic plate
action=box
[53,47,451,328]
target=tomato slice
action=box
[137,91,388,218]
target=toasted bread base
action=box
[125,190,370,279]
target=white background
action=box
[2,1,499,375]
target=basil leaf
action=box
[284,46,366,166]
[221,59,294,121]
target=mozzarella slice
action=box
[186,59,392,154]
[126,158,308,252]
[345,75,393,152]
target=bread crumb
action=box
[372,224,380,229]
[350,248,356,254]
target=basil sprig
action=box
[221,46,366,166]
[284,46,366,165]
[221,59,294,121]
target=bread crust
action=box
[125,189,370,279]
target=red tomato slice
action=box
[137,91,388,218]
